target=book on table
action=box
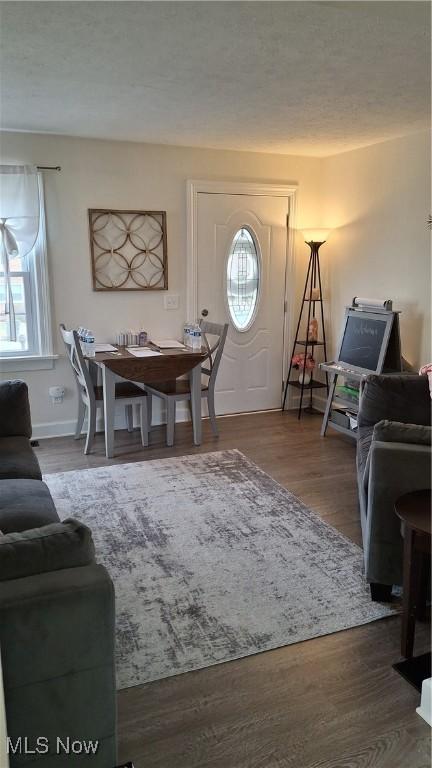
[151,339,186,349]
[126,348,162,357]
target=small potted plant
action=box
[292,352,315,385]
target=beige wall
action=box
[323,131,431,368]
[1,130,430,433]
[0,132,323,434]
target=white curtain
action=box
[0,165,40,341]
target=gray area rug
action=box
[45,449,394,690]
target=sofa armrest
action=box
[0,519,95,581]
[0,381,32,439]
[358,374,431,429]
[362,440,431,585]
[0,564,117,767]
[373,420,432,446]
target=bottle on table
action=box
[183,322,192,347]
[191,322,202,351]
[86,330,95,358]
[77,327,87,355]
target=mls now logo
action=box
[7,736,99,755]
[56,737,99,755]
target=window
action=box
[226,227,260,331]
[0,253,35,355]
[0,174,54,368]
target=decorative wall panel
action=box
[88,209,167,291]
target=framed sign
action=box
[88,209,168,291]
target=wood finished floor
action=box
[36,411,431,768]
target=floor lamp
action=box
[282,229,329,417]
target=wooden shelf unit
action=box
[296,340,325,347]
[287,380,327,391]
[282,240,329,417]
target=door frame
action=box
[186,179,298,405]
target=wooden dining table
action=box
[89,345,208,458]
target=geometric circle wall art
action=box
[88,209,168,291]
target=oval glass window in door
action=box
[226,227,261,331]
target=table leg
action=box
[102,365,116,459]
[190,364,202,445]
[401,526,421,659]
[416,552,431,621]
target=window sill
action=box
[0,355,59,372]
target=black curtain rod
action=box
[37,165,61,171]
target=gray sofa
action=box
[0,380,117,767]
[357,374,431,600]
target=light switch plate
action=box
[164,294,179,310]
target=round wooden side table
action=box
[395,489,431,659]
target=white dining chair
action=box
[60,324,149,454]
[145,320,228,446]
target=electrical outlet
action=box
[49,385,65,404]
[164,294,179,310]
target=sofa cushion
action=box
[0,380,32,438]
[0,519,95,581]
[358,374,431,428]
[0,436,42,480]
[373,420,432,446]
[357,425,374,480]
[0,479,59,534]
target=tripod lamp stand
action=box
[282,229,330,417]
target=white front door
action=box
[196,192,289,415]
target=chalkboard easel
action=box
[320,299,402,439]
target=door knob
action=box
[201,309,209,317]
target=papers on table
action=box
[126,347,162,357]
[94,343,118,353]
[151,339,186,349]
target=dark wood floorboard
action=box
[36,411,431,768]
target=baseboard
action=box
[32,399,327,440]
[32,402,191,440]
[312,395,327,413]
[285,395,326,414]
[32,420,81,439]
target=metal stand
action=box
[319,303,402,439]
[320,363,363,439]
[282,239,329,418]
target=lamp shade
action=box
[302,228,329,243]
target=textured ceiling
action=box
[0,1,430,157]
